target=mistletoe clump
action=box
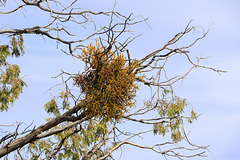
[74,42,140,121]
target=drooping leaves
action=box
[44,99,60,116]
[0,35,26,111]
[28,118,109,160]
[153,91,194,142]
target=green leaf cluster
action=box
[28,119,109,159]
[0,35,24,64]
[0,35,26,111]
[10,35,24,57]
[166,98,186,117]
[153,95,189,142]
[0,45,11,64]
[152,92,200,142]
[188,110,198,123]
[44,99,60,116]
[44,90,71,116]
[80,120,108,147]
[29,139,54,160]
[60,90,71,110]
[153,123,166,136]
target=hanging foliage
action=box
[0,35,26,111]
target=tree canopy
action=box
[0,0,225,159]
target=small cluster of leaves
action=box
[28,139,54,159]
[0,65,26,111]
[29,119,109,159]
[153,98,186,142]
[44,91,71,116]
[0,35,24,64]
[0,35,26,111]
[153,90,198,142]
[44,99,59,116]
[73,41,140,121]
[188,109,198,123]
[55,120,109,160]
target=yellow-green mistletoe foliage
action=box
[74,42,140,121]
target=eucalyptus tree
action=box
[0,0,225,159]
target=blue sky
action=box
[1,0,240,159]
